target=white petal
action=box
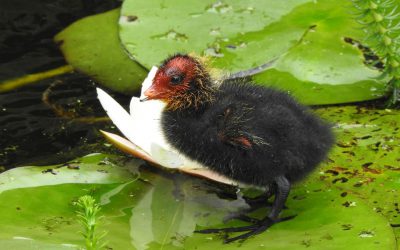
[101,130,238,186]
[139,66,158,100]
[96,87,182,168]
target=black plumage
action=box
[142,54,334,242]
[162,80,333,186]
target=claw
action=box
[195,215,296,243]
[223,220,273,243]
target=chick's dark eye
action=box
[170,75,184,85]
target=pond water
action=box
[0,0,126,170]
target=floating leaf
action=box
[316,106,400,248]
[119,0,386,104]
[0,143,397,249]
[0,154,141,249]
[55,9,147,94]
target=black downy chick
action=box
[141,54,334,243]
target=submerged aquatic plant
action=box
[75,195,106,250]
[352,0,400,106]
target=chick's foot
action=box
[195,215,295,243]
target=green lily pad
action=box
[0,149,396,249]
[315,106,400,248]
[188,182,395,249]
[0,153,138,194]
[0,153,141,249]
[119,0,386,104]
[55,9,147,94]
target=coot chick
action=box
[141,54,334,242]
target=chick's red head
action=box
[144,54,201,101]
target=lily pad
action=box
[315,106,400,248]
[119,0,386,104]
[55,9,147,94]
[0,150,397,249]
[0,153,141,249]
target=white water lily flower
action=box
[97,66,237,186]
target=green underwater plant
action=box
[75,195,107,250]
[352,0,400,106]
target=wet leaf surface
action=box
[54,9,147,94]
[0,105,399,249]
[316,106,400,249]
[119,0,386,104]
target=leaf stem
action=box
[0,65,73,93]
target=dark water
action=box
[0,0,129,169]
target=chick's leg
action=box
[195,176,294,243]
[224,186,276,224]
[243,184,276,208]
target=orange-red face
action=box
[144,55,199,101]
